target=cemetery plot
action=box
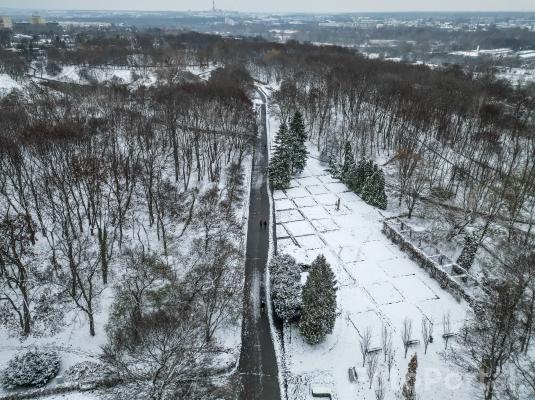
[300,205,331,220]
[284,220,316,237]
[276,224,290,239]
[365,281,404,305]
[324,182,348,194]
[378,257,417,278]
[295,176,323,186]
[310,218,338,233]
[274,155,471,400]
[394,275,439,302]
[306,185,330,195]
[351,261,390,285]
[286,186,310,199]
[318,174,341,184]
[296,234,325,250]
[273,190,288,200]
[314,193,339,205]
[277,209,304,223]
[293,196,317,207]
[275,198,295,211]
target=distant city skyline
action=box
[2,0,535,13]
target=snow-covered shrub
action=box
[269,253,301,322]
[1,348,61,389]
[63,361,111,383]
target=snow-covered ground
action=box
[496,67,535,86]
[0,65,249,397]
[272,152,475,400]
[0,73,21,96]
[35,63,218,88]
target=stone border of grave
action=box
[0,377,120,400]
[0,363,236,400]
[382,217,482,308]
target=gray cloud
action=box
[3,0,535,12]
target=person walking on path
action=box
[263,220,267,229]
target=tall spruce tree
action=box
[299,255,337,345]
[289,111,308,174]
[269,123,291,189]
[353,159,368,193]
[361,166,388,210]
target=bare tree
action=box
[443,312,452,349]
[386,346,396,381]
[0,213,37,335]
[447,282,523,400]
[374,372,386,400]
[402,318,413,358]
[366,353,379,389]
[421,317,433,354]
[55,234,103,336]
[118,249,172,322]
[381,324,392,362]
[360,326,372,367]
[103,309,210,400]
[509,352,535,399]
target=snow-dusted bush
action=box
[269,253,301,322]
[1,348,61,389]
[63,361,111,383]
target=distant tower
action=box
[212,0,216,12]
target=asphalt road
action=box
[237,90,281,400]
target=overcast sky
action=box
[2,0,535,13]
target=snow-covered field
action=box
[272,153,474,400]
[0,73,21,96]
[496,67,535,86]
[35,64,218,88]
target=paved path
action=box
[238,89,281,400]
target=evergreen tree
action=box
[269,123,292,189]
[289,111,308,174]
[299,255,337,345]
[269,254,301,322]
[361,166,388,210]
[402,353,418,400]
[352,159,369,193]
[457,233,478,270]
[341,141,356,183]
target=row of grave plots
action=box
[272,156,474,400]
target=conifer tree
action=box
[299,255,337,345]
[402,353,418,400]
[341,141,356,183]
[361,166,388,210]
[456,233,478,270]
[353,159,368,193]
[289,111,308,174]
[269,254,301,322]
[269,123,291,189]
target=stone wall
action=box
[382,219,478,308]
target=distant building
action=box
[0,16,13,30]
[30,15,46,25]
